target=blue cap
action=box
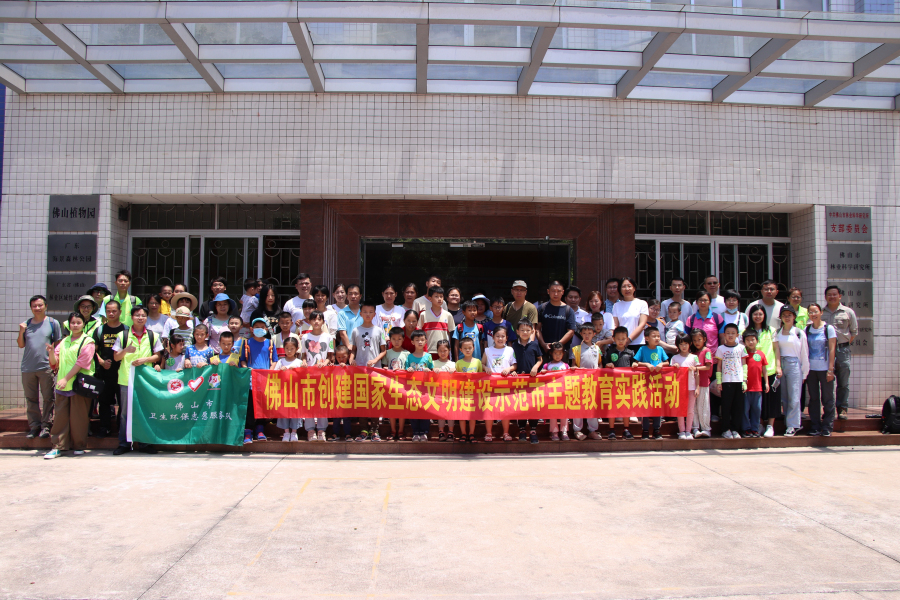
[88,282,111,296]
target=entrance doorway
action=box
[362,239,572,303]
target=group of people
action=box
[18,268,860,457]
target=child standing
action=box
[572,322,601,441]
[542,342,569,442]
[329,344,354,442]
[633,327,670,440]
[432,340,456,441]
[482,325,516,442]
[484,297,513,347]
[417,286,455,360]
[156,335,187,372]
[670,332,699,440]
[242,318,276,443]
[383,327,410,441]
[185,324,216,368]
[296,299,316,337]
[217,331,241,366]
[455,338,483,444]
[301,311,334,441]
[453,301,486,362]
[603,326,637,440]
[351,300,387,442]
[715,323,748,439]
[512,320,542,444]
[274,338,304,442]
[690,329,713,438]
[405,331,434,442]
[274,311,301,360]
[741,330,769,438]
[228,315,246,355]
[169,306,198,348]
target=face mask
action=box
[726,308,738,314]
[253,328,267,338]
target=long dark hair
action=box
[259,284,278,311]
[748,304,767,332]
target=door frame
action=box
[635,233,792,300]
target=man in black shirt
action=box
[93,300,127,437]
[536,280,577,357]
[512,320,543,444]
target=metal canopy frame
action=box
[1,1,900,109]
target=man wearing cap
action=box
[87,283,110,319]
[501,281,538,342]
[412,274,447,314]
[98,270,141,327]
[822,285,859,421]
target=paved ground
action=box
[1,447,899,600]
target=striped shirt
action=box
[417,307,455,355]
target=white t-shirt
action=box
[671,353,699,391]
[283,296,311,324]
[275,357,304,370]
[482,346,516,373]
[693,296,726,317]
[323,306,338,334]
[376,305,406,340]
[302,332,334,366]
[661,298,693,323]
[613,299,650,345]
[714,344,747,383]
[722,310,749,332]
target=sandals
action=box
[468,434,476,443]
[384,433,394,442]
[502,433,512,442]
[484,433,493,443]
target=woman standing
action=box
[44,312,96,459]
[206,293,236,352]
[746,305,780,438]
[805,303,837,436]
[401,283,417,312]
[446,287,463,324]
[329,283,347,314]
[376,283,406,342]
[774,305,809,437]
[64,295,101,338]
[787,288,808,329]
[686,291,724,358]
[250,285,280,338]
[612,276,649,351]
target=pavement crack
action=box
[682,454,900,567]
[135,455,287,600]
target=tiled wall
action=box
[1,90,896,409]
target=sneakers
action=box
[317,431,327,442]
[113,445,132,455]
[653,429,663,440]
[710,415,720,423]
[732,431,741,439]
[39,427,51,439]
[573,431,586,441]
[793,425,803,436]
[560,431,570,441]
[411,434,421,442]
[784,427,796,437]
[73,450,85,456]
[763,425,774,438]
[608,431,617,440]
[838,407,848,420]
[282,432,291,442]
[26,427,39,440]
[723,430,734,439]
[308,430,316,441]
[641,431,650,440]
[623,429,634,440]
[529,431,539,444]
[808,430,821,437]
[290,432,299,442]
[256,432,266,441]
[371,432,382,442]
[550,432,560,441]
[44,449,60,459]
[588,431,602,440]
[822,430,832,437]
[699,430,712,438]
[518,430,527,442]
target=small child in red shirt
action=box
[742,330,770,438]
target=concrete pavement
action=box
[1,447,899,600]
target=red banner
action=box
[252,366,689,420]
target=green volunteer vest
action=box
[57,334,95,392]
[117,328,156,387]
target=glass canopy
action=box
[0,0,898,110]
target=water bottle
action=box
[772,376,781,391]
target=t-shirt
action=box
[276,357,304,370]
[671,353,700,391]
[483,346,516,373]
[612,299,650,345]
[542,361,569,372]
[513,340,542,375]
[417,308,455,355]
[245,338,274,371]
[456,358,484,373]
[163,353,186,371]
[273,331,301,359]
[302,332,334,367]
[405,353,434,371]
[337,306,363,343]
[634,345,669,366]
[384,348,409,370]
[250,308,280,338]
[685,311,724,355]
[21,317,61,372]
[283,296,312,325]
[433,359,455,372]
[484,319,514,346]
[185,345,216,367]
[376,305,406,340]
[665,320,686,345]
[146,314,173,340]
[603,345,635,368]
[94,323,127,379]
[502,301,539,328]
[205,316,231,353]
[569,307,592,356]
[453,322,484,361]
[714,344,747,383]
[745,349,769,392]
[218,351,240,367]
[240,294,259,324]
[694,347,714,387]
[537,303,577,349]
[722,310,749,332]
[351,325,386,367]
[661,298,693,323]
[577,342,601,369]
[806,323,836,372]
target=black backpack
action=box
[882,396,900,434]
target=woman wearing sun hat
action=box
[205,292,237,353]
[63,295,101,338]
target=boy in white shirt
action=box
[714,323,748,439]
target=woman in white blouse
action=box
[612,276,649,351]
[774,305,809,437]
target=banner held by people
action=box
[128,364,251,446]
[253,366,688,420]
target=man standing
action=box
[692,275,726,316]
[501,280,538,342]
[660,277,693,323]
[283,273,312,326]
[603,279,620,313]
[745,279,783,330]
[93,300,126,438]
[17,295,61,439]
[412,274,447,313]
[822,285,858,420]
[99,270,141,327]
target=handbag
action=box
[68,336,106,399]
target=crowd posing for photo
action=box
[18,269,860,458]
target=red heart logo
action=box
[188,376,204,392]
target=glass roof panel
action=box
[321,63,416,79]
[111,64,202,80]
[4,63,95,80]
[428,65,522,81]
[66,24,173,46]
[781,40,882,62]
[215,63,309,79]
[429,25,538,48]
[667,34,769,57]
[641,71,726,88]
[549,28,654,52]
[307,23,417,45]
[739,77,822,93]
[186,23,293,45]
[534,67,624,84]
[0,23,54,46]
[836,81,900,96]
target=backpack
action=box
[456,321,487,353]
[686,312,723,333]
[119,328,157,356]
[882,396,900,434]
[242,336,275,366]
[27,316,61,344]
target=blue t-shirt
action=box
[337,306,363,341]
[453,323,483,360]
[185,345,216,367]
[634,345,669,366]
[806,323,836,371]
[246,338,273,370]
[484,319,515,345]
[404,353,434,371]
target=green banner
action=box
[128,364,251,446]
